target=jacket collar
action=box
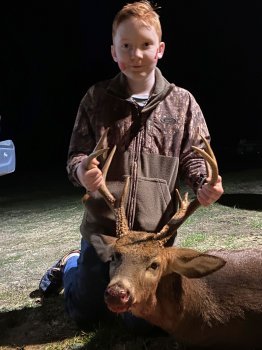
[106,68,174,112]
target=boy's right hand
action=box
[76,157,103,193]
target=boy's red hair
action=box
[112,1,162,40]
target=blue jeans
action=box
[63,239,154,333]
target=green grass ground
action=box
[0,168,261,349]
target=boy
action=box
[39,0,223,329]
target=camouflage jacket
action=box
[67,68,209,247]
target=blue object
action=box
[0,140,16,176]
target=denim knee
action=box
[63,239,112,325]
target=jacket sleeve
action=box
[66,89,96,186]
[179,92,210,193]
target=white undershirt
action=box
[131,94,150,107]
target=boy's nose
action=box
[130,48,143,59]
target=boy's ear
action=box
[157,42,165,59]
[111,45,118,62]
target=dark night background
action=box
[1,1,261,185]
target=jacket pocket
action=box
[133,176,176,232]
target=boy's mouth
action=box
[131,65,143,69]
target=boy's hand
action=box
[76,157,103,193]
[197,175,224,207]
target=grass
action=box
[251,217,262,229]
[180,232,206,247]
[0,167,261,349]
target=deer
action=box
[84,129,262,349]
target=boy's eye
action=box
[143,42,151,48]
[122,43,129,49]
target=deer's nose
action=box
[104,284,132,312]
[105,284,130,302]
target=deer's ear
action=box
[90,234,117,262]
[165,248,226,278]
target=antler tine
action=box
[154,190,192,245]
[93,127,109,152]
[99,145,117,208]
[154,134,219,245]
[82,129,117,209]
[192,134,218,185]
[115,176,130,238]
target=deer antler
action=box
[192,134,218,186]
[85,132,219,244]
[115,176,130,238]
[154,134,219,245]
[82,128,117,208]
[82,128,130,238]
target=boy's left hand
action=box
[197,175,224,207]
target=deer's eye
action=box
[150,262,159,270]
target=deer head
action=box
[83,130,225,315]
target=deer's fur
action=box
[104,233,262,349]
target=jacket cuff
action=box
[67,155,87,187]
[194,174,208,192]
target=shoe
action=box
[39,249,80,297]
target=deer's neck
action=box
[142,274,225,335]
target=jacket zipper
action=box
[126,102,143,229]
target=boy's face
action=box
[111,17,165,82]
